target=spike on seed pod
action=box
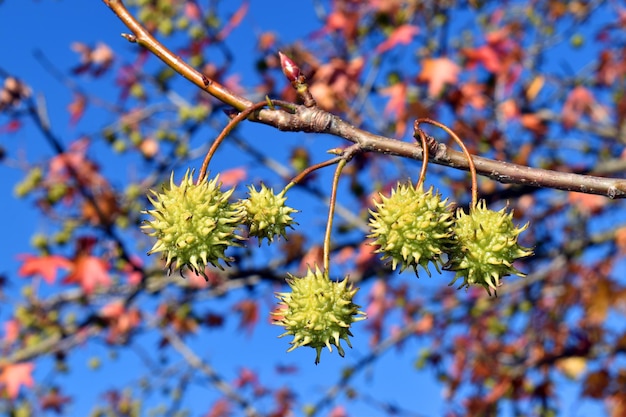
[368,183,454,275]
[445,200,533,295]
[141,170,244,279]
[272,266,366,364]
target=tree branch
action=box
[102,0,626,199]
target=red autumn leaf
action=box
[204,312,224,328]
[100,301,141,342]
[218,1,248,40]
[40,387,72,414]
[375,24,419,54]
[100,301,125,320]
[417,57,460,97]
[355,240,378,273]
[0,362,34,399]
[204,398,230,417]
[233,299,258,334]
[520,113,548,136]
[63,255,111,295]
[366,279,388,321]
[380,82,406,118]
[17,254,72,284]
[334,246,355,265]
[122,255,144,286]
[568,191,607,216]
[219,167,247,188]
[185,1,202,20]
[379,82,408,136]
[561,86,595,129]
[70,42,113,76]
[68,94,86,125]
[462,45,502,73]
[311,9,357,41]
[90,42,114,75]
[328,406,348,417]
[0,119,22,134]
[299,245,324,273]
[48,138,106,188]
[596,50,621,86]
[234,367,259,389]
[3,319,19,344]
[275,364,298,375]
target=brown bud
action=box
[278,51,301,83]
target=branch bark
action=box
[101,0,626,199]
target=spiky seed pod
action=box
[141,171,244,278]
[273,267,366,364]
[239,184,298,245]
[368,183,455,275]
[446,200,533,295]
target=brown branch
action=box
[101,0,626,199]
[102,0,251,111]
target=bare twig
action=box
[161,329,261,417]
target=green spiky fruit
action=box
[239,184,297,245]
[446,200,533,295]
[273,267,366,364]
[141,170,244,277]
[368,183,454,274]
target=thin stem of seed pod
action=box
[415,118,478,206]
[283,157,343,192]
[413,126,430,189]
[324,159,348,272]
[198,101,272,183]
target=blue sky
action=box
[0,1,615,416]
[0,1,443,416]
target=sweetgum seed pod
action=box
[445,200,533,295]
[368,183,454,275]
[238,184,298,246]
[272,267,366,364]
[141,170,244,278]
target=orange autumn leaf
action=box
[218,1,248,40]
[233,300,259,334]
[17,254,72,284]
[375,24,419,54]
[520,113,548,136]
[299,245,324,273]
[100,301,141,342]
[184,1,202,21]
[568,191,608,215]
[0,362,34,399]
[219,166,247,187]
[355,240,378,273]
[417,57,460,97]
[68,94,86,125]
[526,75,545,101]
[615,227,626,253]
[499,98,519,121]
[63,255,111,295]
[462,44,502,73]
[334,246,355,265]
[380,82,408,136]
[3,319,19,344]
[562,86,595,129]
